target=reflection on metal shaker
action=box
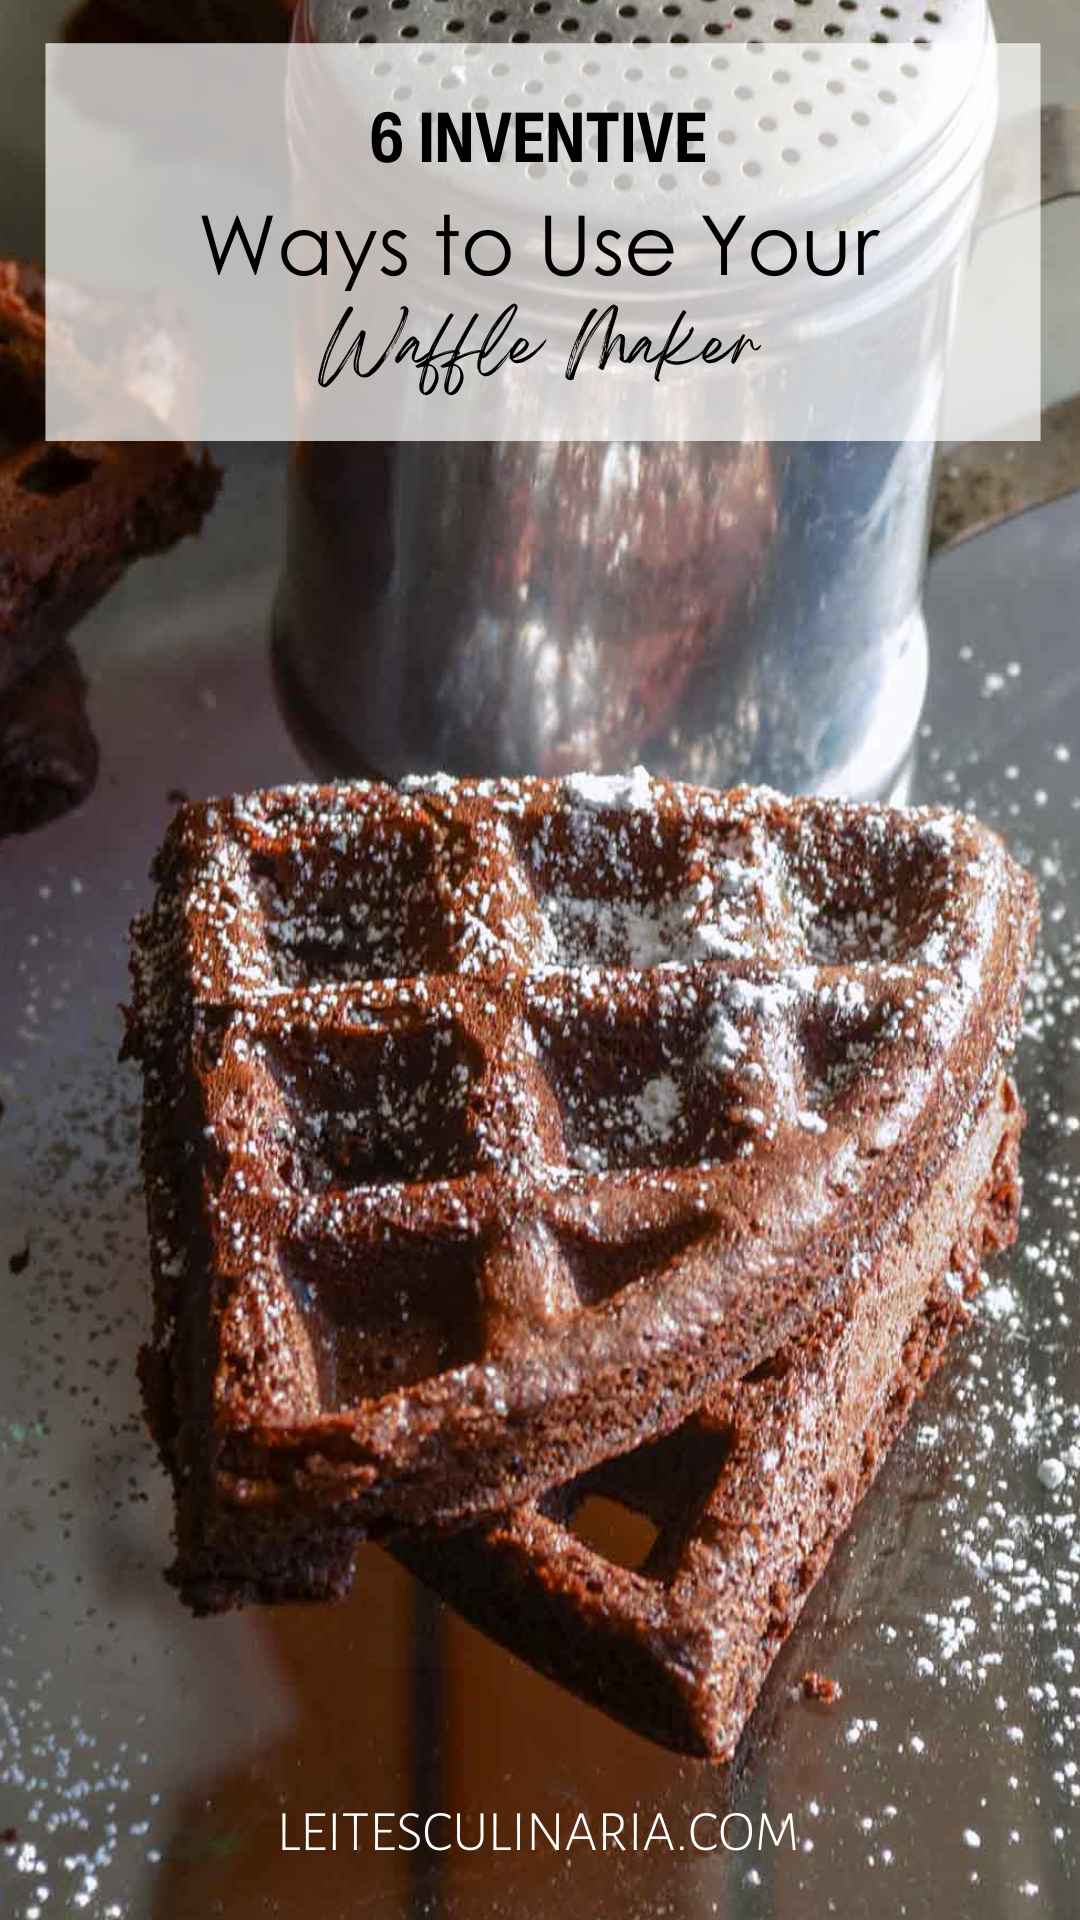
[275,436,933,800]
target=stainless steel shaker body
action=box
[276,0,994,799]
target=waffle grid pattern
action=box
[394,1086,1023,1756]
[157,774,1005,1430]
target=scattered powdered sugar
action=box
[562,766,653,813]
[836,749,1080,1888]
[704,1008,745,1070]
[538,892,703,970]
[3,710,1076,1919]
[919,813,958,852]
[629,1074,682,1147]
[819,975,869,1018]
[690,922,747,959]
[725,975,799,1017]
[398,770,460,798]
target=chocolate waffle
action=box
[395,1075,1024,1760]
[0,259,220,693]
[127,774,1036,1612]
[0,642,99,837]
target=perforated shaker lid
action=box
[305,0,986,54]
[292,0,996,324]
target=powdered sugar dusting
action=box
[563,766,653,813]
[142,776,1003,1214]
[631,1073,681,1148]
[0,729,1056,1915]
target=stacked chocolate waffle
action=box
[0,259,219,833]
[127,772,1036,1758]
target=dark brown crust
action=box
[391,1080,1024,1760]
[0,258,221,693]
[125,776,1037,1611]
[0,641,99,837]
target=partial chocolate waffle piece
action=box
[126,774,1037,1612]
[0,642,99,838]
[0,259,220,693]
[394,1074,1024,1760]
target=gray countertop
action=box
[2,5,1080,1917]
[1,449,1079,1920]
